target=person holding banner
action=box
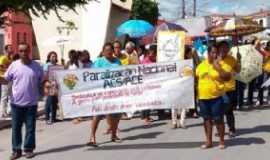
[218,41,241,138]
[87,42,122,147]
[140,45,156,125]
[43,51,59,125]
[196,45,230,149]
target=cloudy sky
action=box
[158,0,270,21]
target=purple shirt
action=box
[4,60,43,106]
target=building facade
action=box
[32,0,132,62]
[2,12,33,57]
[247,10,270,31]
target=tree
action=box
[131,0,159,25]
[0,0,126,20]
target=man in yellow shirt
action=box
[218,41,241,138]
[196,44,231,149]
[0,44,14,118]
[123,41,140,65]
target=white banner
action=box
[157,31,185,62]
[55,60,194,118]
[231,45,263,83]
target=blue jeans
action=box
[11,104,37,152]
[45,96,58,121]
[199,97,224,122]
[224,91,236,132]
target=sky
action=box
[158,0,270,21]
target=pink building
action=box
[3,11,33,57]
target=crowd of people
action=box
[0,37,270,159]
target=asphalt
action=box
[0,105,270,160]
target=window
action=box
[16,32,20,45]
[23,32,27,43]
[259,19,264,26]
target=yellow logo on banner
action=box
[63,74,79,90]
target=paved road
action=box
[0,106,270,160]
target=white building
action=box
[32,0,132,62]
[248,10,270,34]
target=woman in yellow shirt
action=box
[196,44,230,149]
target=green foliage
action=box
[0,0,126,19]
[131,0,159,25]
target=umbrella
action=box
[206,16,265,84]
[116,20,154,38]
[42,35,74,60]
[206,17,264,37]
[42,35,74,46]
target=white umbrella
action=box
[42,35,74,46]
[42,35,74,61]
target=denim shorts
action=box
[199,97,224,121]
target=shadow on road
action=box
[87,137,265,151]
[34,136,265,156]
[239,105,270,112]
[120,122,167,132]
[225,137,265,146]
[36,144,86,156]
[185,122,203,128]
[237,125,270,136]
[122,132,163,141]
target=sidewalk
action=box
[0,101,45,130]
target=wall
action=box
[3,12,33,57]
[81,0,112,59]
[106,5,130,42]
[31,0,113,63]
[31,9,83,62]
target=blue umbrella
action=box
[116,20,154,38]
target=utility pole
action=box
[193,0,196,17]
[182,0,186,19]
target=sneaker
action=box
[228,131,237,138]
[2,112,8,118]
[25,151,35,159]
[179,122,187,129]
[10,151,22,160]
[171,124,177,129]
[46,120,53,125]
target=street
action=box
[1,106,270,160]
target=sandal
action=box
[219,144,225,150]
[200,144,213,149]
[111,136,122,143]
[86,141,98,147]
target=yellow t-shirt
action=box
[0,55,12,77]
[219,55,237,92]
[196,60,225,100]
[263,57,270,73]
[114,54,129,65]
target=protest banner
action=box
[231,45,263,83]
[55,60,194,118]
[48,65,65,80]
[157,31,186,62]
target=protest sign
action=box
[231,45,263,83]
[48,65,65,80]
[157,31,186,62]
[55,60,194,118]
